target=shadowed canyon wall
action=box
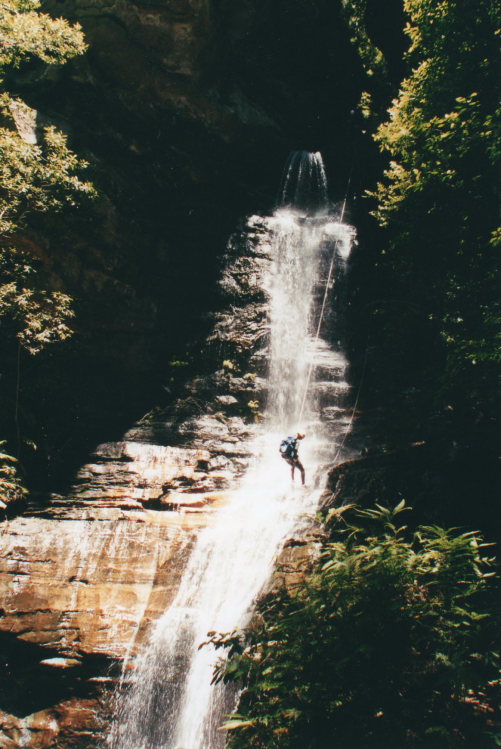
[9,1,490,747]
[1,0,377,492]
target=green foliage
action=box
[214,504,500,748]
[0,0,91,239]
[0,247,74,352]
[0,0,93,356]
[369,0,501,418]
[223,359,239,373]
[0,0,86,71]
[247,399,261,422]
[340,0,388,80]
[0,0,93,480]
[0,442,26,508]
[0,108,96,236]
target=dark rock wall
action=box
[3,0,370,488]
[323,434,501,543]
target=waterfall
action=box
[109,152,355,749]
[279,150,328,215]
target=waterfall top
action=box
[278,151,328,215]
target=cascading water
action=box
[279,150,328,215]
[109,152,355,749]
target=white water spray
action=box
[109,153,355,749]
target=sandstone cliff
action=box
[0,216,272,747]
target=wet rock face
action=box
[0,696,110,749]
[0,217,272,747]
[0,512,198,658]
[4,0,366,490]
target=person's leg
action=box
[296,460,305,485]
[285,458,295,481]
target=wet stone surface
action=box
[0,215,273,747]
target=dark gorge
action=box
[0,1,500,747]
[2,0,373,486]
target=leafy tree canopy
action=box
[0,0,86,71]
[0,0,94,354]
[369,0,501,420]
[340,0,388,81]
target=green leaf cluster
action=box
[0,246,74,352]
[215,504,500,748]
[369,0,501,416]
[0,1,94,355]
[0,441,26,509]
[340,0,388,81]
[0,0,86,70]
[0,109,96,236]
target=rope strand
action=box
[297,179,351,426]
[330,335,368,465]
[294,164,369,467]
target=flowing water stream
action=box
[109,151,355,749]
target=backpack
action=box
[279,437,296,460]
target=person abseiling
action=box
[279,432,305,485]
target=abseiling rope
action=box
[296,188,349,427]
[330,338,367,465]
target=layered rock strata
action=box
[0,211,357,747]
[0,217,271,748]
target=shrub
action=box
[214,503,500,748]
